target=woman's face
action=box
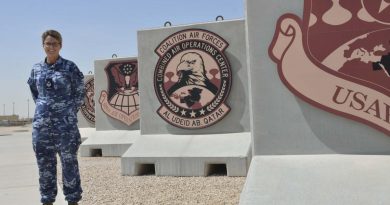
[43,35,61,60]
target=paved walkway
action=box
[0,129,67,205]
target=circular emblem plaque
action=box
[80,77,95,124]
[154,29,232,129]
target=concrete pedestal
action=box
[80,130,139,157]
[83,57,140,157]
[240,155,390,205]
[121,132,251,176]
[242,0,390,203]
[134,19,250,176]
[79,127,96,142]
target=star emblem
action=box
[199,109,205,115]
[180,109,186,116]
[122,64,134,75]
[190,110,196,118]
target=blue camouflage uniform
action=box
[28,56,84,204]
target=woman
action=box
[28,30,84,205]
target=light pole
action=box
[12,102,15,116]
[3,104,4,115]
[27,99,30,119]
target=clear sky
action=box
[0,0,244,118]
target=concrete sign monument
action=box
[77,74,95,128]
[80,76,95,125]
[240,0,390,204]
[154,29,232,129]
[122,20,251,177]
[269,0,390,135]
[80,57,140,157]
[77,74,96,143]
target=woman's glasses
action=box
[43,42,60,48]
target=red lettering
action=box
[350,92,367,111]
[364,100,381,119]
[332,86,353,104]
[385,102,390,123]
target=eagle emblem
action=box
[154,29,232,129]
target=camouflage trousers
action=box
[32,118,82,204]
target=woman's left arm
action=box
[71,64,85,113]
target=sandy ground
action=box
[0,124,32,135]
[77,157,245,205]
[1,125,246,205]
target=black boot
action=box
[68,202,78,205]
[43,203,53,205]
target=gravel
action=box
[76,157,245,205]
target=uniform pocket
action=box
[53,71,71,91]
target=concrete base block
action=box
[121,132,251,176]
[240,155,390,205]
[78,127,96,142]
[80,130,140,157]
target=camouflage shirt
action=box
[28,56,85,117]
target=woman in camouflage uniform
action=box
[28,30,84,205]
